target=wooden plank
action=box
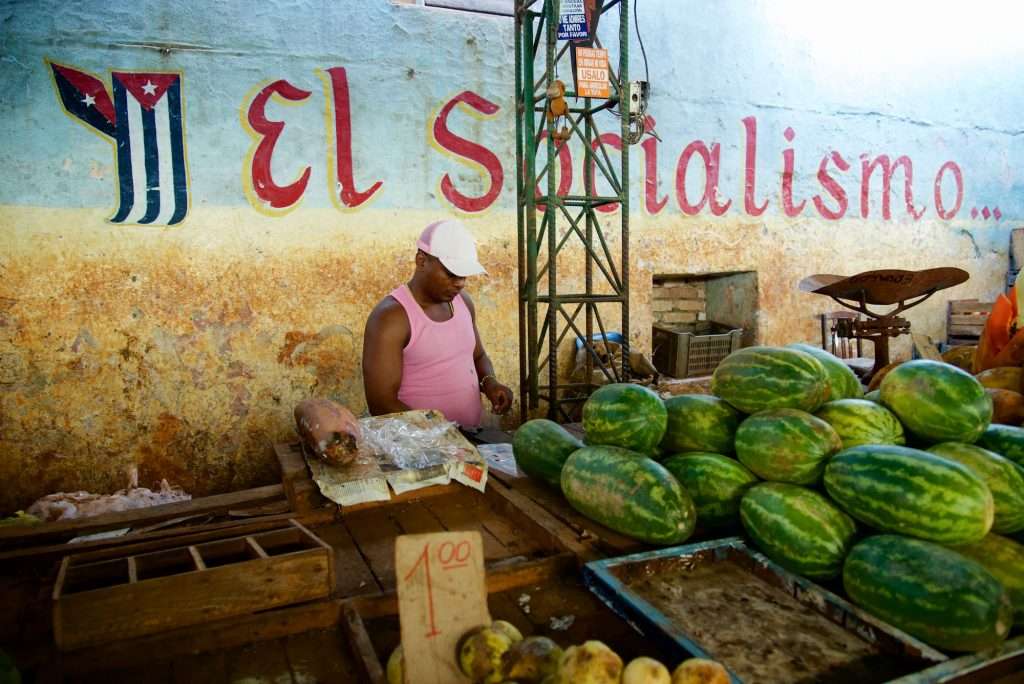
[950,300,993,314]
[342,507,405,590]
[0,484,286,546]
[170,650,228,684]
[276,442,326,514]
[421,491,510,560]
[340,601,387,684]
[949,324,985,336]
[389,501,448,536]
[58,599,342,675]
[285,628,361,684]
[950,314,990,325]
[306,521,380,597]
[55,549,331,650]
[225,638,294,683]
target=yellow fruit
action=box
[942,346,976,372]
[502,636,562,680]
[671,658,730,684]
[458,626,513,684]
[491,619,524,643]
[623,657,671,684]
[976,366,1024,392]
[385,644,403,684]
[556,641,622,684]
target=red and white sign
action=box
[575,46,609,99]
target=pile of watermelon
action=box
[512,344,1024,654]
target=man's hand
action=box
[482,377,513,415]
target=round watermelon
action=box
[814,398,905,450]
[928,442,1024,534]
[661,453,758,528]
[582,383,667,453]
[975,424,1024,465]
[711,346,828,414]
[952,534,1024,626]
[863,389,882,403]
[788,343,863,400]
[879,360,992,444]
[512,419,583,488]
[734,409,842,484]
[561,446,695,545]
[844,535,1012,652]
[740,482,857,579]
[824,444,994,544]
[660,395,741,455]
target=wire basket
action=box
[653,322,742,378]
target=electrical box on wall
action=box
[627,80,648,115]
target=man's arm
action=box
[362,298,413,416]
[461,292,513,415]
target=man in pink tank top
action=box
[361,219,513,427]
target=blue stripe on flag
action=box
[110,79,134,223]
[167,81,188,225]
[138,104,160,224]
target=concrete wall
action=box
[1,0,1021,512]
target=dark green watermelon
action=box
[880,360,992,444]
[844,535,1012,652]
[952,534,1024,626]
[928,442,1024,534]
[661,452,758,528]
[711,346,828,414]
[734,409,842,484]
[814,398,904,449]
[512,419,583,488]
[975,424,1024,465]
[788,343,863,400]
[660,394,741,455]
[582,383,667,453]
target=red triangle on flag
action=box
[54,64,116,125]
[113,73,178,111]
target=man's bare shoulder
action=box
[366,295,409,336]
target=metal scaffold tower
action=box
[515,0,633,422]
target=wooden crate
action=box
[947,299,993,347]
[53,519,333,650]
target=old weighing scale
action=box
[799,267,969,376]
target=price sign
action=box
[395,531,490,684]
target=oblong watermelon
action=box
[824,444,994,544]
[928,442,1024,534]
[582,383,667,453]
[740,482,856,579]
[711,346,828,414]
[952,534,1024,626]
[844,535,1012,652]
[512,419,583,488]
[864,389,882,403]
[660,394,741,455]
[975,424,1024,465]
[661,453,758,528]
[879,360,992,444]
[814,398,905,449]
[788,343,863,400]
[560,446,695,545]
[734,409,842,484]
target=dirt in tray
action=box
[628,560,919,684]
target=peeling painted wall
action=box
[1,1,1022,512]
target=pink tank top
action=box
[390,284,482,427]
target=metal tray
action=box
[583,537,948,684]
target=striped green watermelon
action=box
[560,446,695,545]
[582,383,667,453]
[863,389,881,403]
[844,535,1012,652]
[734,409,842,484]
[975,424,1024,465]
[711,346,828,414]
[814,398,905,449]
[661,453,758,528]
[824,445,994,544]
[660,395,741,455]
[512,419,583,488]
[740,482,857,579]
[928,442,1024,534]
[952,534,1024,626]
[788,343,863,400]
[879,360,992,444]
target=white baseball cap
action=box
[417,219,487,277]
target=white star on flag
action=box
[81,93,96,107]
[141,80,157,96]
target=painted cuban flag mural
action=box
[49,62,189,225]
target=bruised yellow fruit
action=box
[458,626,513,684]
[671,658,730,684]
[491,619,524,643]
[556,640,622,684]
[623,657,671,684]
[942,346,976,372]
[502,635,562,680]
[977,366,1024,392]
[385,644,403,684]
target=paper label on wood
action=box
[395,531,490,684]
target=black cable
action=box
[634,0,650,86]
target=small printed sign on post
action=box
[575,46,610,99]
[557,0,589,40]
[395,531,490,684]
